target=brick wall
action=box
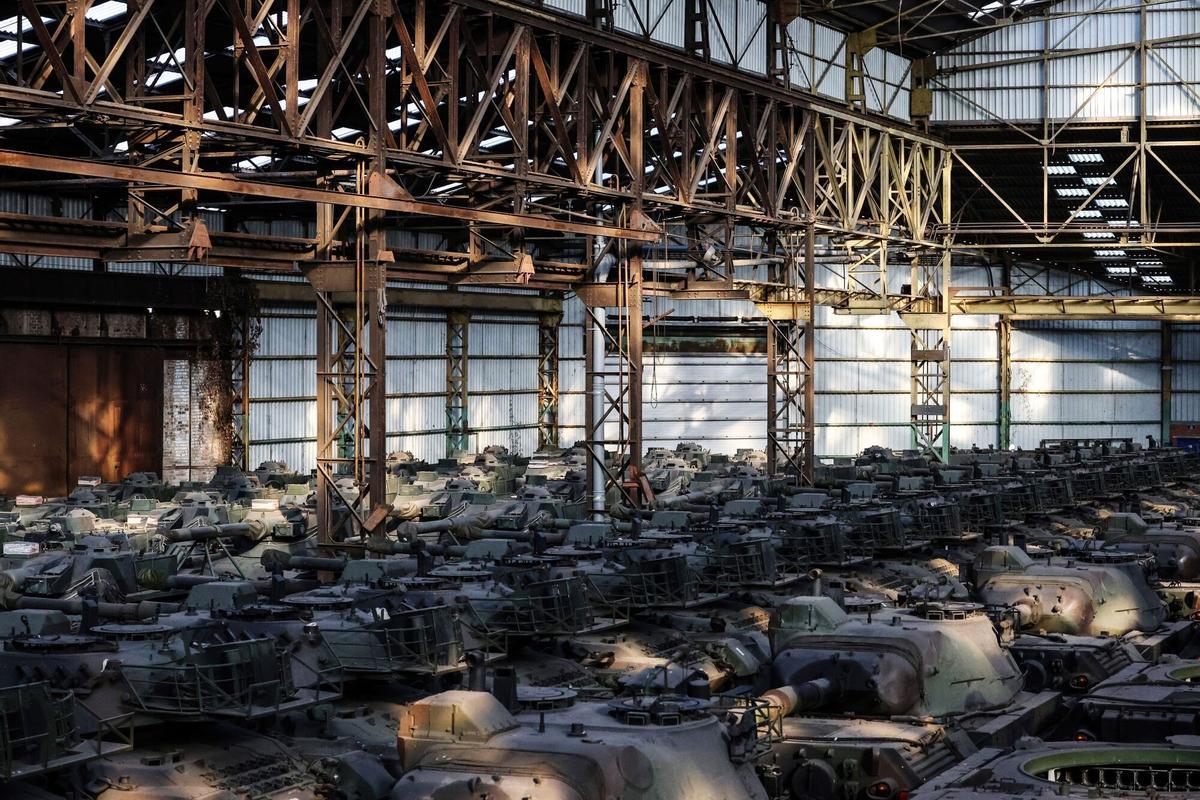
[163,359,227,484]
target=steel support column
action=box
[580,256,644,508]
[905,151,953,462]
[538,312,562,450]
[1163,322,1174,447]
[766,236,815,482]
[312,148,388,547]
[764,121,816,483]
[446,312,470,456]
[905,253,952,461]
[313,263,388,546]
[998,318,1012,451]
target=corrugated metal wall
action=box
[587,260,1171,458]
[249,302,454,470]
[613,351,767,452]
[1174,324,1200,425]
[560,296,588,447]
[1009,320,1161,448]
[994,263,1163,448]
[933,0,1200,124]
[813,301,1000,457]
[248,292,554,472]
[540,0,910,120]
[249,304,319,471]
[467,313,540,456]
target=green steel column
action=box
[998,318,1012,450]
[1163,322,1174,446]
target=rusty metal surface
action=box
[0,344,163,496]
[0,344,69,497]
[67,347,165,488]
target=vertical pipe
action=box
[998,256,1012,451]
[589,115,611,519]
[627,63,645,483]
[367,7,387,519]
[940,151,953,463]
[589,304,607,519]
[803,121,817,483]
[240,313,251,469]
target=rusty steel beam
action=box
[755,292,1200,321]
[0,0,950,269]
[0,150,657,242]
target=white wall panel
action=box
[605,353,765,451]
[250,297,555,470]
[1010,322,1162,449]
[933,0,1200,123]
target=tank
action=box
[1100,512,1200,581]
[912,740,1200,799]
[0,681,130,783]
[758,718,977,800]
[0,606,322,730]
[1009,632,1144,694]
[766,596,1024,719]
[1054,659,1200,743]
[972,545,1167,636]
[83,722,323,800]
[386,689,772,800]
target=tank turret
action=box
[766,596,1024,719]
[973,545,1166,636]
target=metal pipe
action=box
[590,304,609,520]
[590,139,615,521]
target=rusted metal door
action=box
[0,344,68,497]
[0,344,164,497]
[67,346,164,487]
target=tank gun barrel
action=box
[163,522,253,542]
[659,489,721,509]
[760,677,838,721]
[362,538,465,557]
[259,551,349,573]
[471,529,566,545]
[394,508,506,539]
[165,573,317,594]
[6,595,181,618]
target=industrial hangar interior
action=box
[6,1,1200,798]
